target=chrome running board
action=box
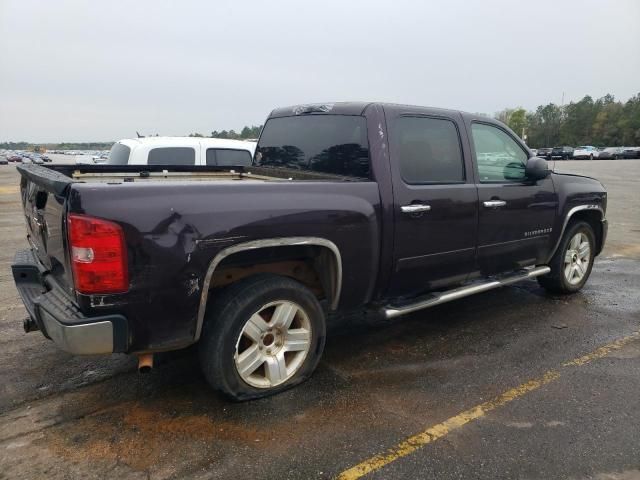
[383,266,551,319]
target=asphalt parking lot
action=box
[1,159,639,480]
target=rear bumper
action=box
[12,249,128,355]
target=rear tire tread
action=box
[198,273,326,401]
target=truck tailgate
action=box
[16,164,74,293]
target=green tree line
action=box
[497,93,640,148]
[6,95,638,151]
[189,125,262,140]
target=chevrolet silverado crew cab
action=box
[12,102,607,400]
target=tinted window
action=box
[107,143,131,165]
[206,148,252,166]
[471,123,527,182]
[147,147,195,165]
[393,116,464,183]
[256,115,370,178]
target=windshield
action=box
[256,115,370,178]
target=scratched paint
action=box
[336,330,640,480]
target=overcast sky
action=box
[1,0,639,142]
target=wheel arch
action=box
[194,237,342,341]
[548,205,605,262]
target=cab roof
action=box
[267,101,489,122]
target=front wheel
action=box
[538,221,596,294]
[199,274,326,401]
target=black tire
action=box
[538,220,596,294]
[198,273,326,401]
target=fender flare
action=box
[547,204,605,261]
[194,237,342,341]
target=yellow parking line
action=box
[336,331,640,480]
[563,331,640,366]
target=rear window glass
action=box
[256,115,370,178]
[147,147,195,165]
[107,143,131,165]
[206,148,252,166]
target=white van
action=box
[107,137,256,167]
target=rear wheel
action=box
[538,221,595,294]
[199,274,326,401]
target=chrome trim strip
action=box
[195,237,343,341]
[383,266,550,319]
[548,205,604,261]
[483,200,507,208]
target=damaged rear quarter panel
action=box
[68,179,381,352]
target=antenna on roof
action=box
[136,131,145,138]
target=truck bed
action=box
[17,164,357,193]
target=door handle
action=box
[483,200,507,208]
[401,204,432,213]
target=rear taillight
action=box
[67,213,128,294]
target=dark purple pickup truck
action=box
[12,102,607,400]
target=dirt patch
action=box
[44,399,266,472]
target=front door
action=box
[387,112,479,297]
[468,121,557,275]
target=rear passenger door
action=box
[388,112,479,296]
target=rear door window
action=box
[392,116,465,184]
[147,147,195,165]
[206,148,252,166]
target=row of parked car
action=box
[0,151,53,165]
[531,146,640,160]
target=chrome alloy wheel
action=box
[564,232,591,285]
[234,301,312,388]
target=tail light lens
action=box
[67,214,128,294]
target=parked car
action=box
[573,146,598,159]
[0,157,8,165]
[597,147,624,160]
[621,147,640,159]
[12,102,607,400]
[536,147,553,159]
[40,155,52,162]
[107,137,257,167]
[31,157,44,165]
[7,155,22,162]
[551,146,574,159]
[20,157,32,164]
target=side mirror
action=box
[525,156,551,180]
